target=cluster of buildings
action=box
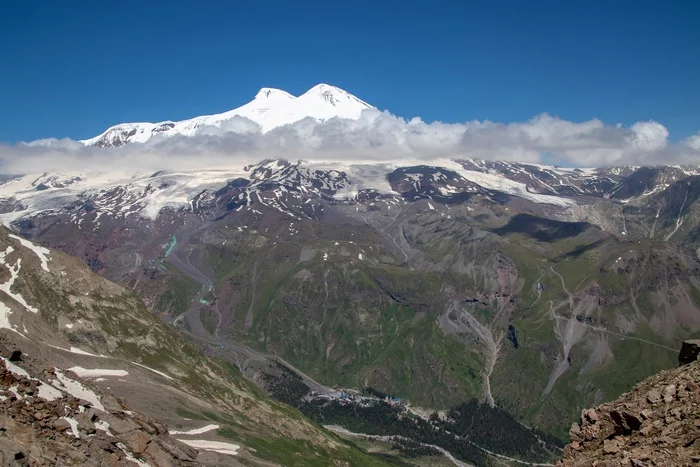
[308,388,405,408]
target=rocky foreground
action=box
[558,340,700,467]
[0,339,200,466]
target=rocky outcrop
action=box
[0,343,200,466]
[679,339,700,366]
[558,340,700,466]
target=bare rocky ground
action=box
[0,337,200,467]
[558,340,700,467]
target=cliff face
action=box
[558,340,700,467]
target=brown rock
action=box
[119,430,151,454]
[646,388,662,404]
[663,384,677,404]
[99,393,123,413]
[569,422,583,442]
[74,413,95,434]
[52,418,72,432]
[557,358,700,467]
[582,423,601,441]
[610,410,643,433]
[144,442,176,467]
[100,415,137,435]
[157,437,198,462]
[583,408,599,424]
[603,439,620,455]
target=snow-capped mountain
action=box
[81,84,374,147]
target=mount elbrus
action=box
[2,84,700,466]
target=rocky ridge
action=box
[0,337,199,467]
[558,340,700,466]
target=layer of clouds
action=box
[1,110,699,174]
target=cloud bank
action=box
[1,109,699,174]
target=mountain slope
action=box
[81,84,374,147]
[0,227,394,466]
[558,343,700,466]
[7,157,700,443]
[0,339,201,466]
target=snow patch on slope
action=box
[131,362,173,381]
[54,370,105,411]
[175,439,240,456]
[9,234,51,272]
[441,160,575,206]
[0,245,39,313]
[169,424,220,435]
[68,366,129,378]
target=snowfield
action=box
[169,424,220,435]
[175,439,240,456]
[67,367,129,378]
[0,157,580,229]
[8,234,51,272]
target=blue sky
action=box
[1,0,698,143]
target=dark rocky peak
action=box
[387,165,487,202]
[245,159,350,197]
[607,165,700,201]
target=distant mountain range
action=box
[2,83,700,465]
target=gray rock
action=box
[663,384,677,404]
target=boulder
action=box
[679,340,700,366]
[52,418,72,432]
[119,430,151,454]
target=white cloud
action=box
[0,110,698,174]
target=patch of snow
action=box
[8,234,51,272]
[0,302,18,334]
[169,424,220,435]
[69,347,104,357]
[443,160,576,207]
[68,366,129,378]
[176,439,240,456]
[54,370,104,411]
[7,385,22,400]
[61,416,80,438]
[0,246,39,313]
[45,343,107,358]
[131,362,174,381]
[37,382,63,401]
[0,357,29,377]
[94,420,113,436]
